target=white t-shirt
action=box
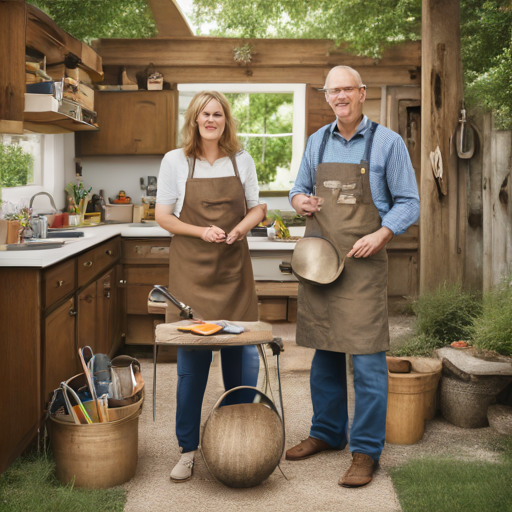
[156,148,260,217]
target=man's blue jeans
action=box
[309,349,388,460]
[175,345,260,453]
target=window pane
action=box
[0,133,42,188]
[226,93,294,186]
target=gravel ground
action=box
[123,317,508,512]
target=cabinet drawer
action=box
[250,255,298,282]
[44,259,76,308]
[122,238,170,264]
[125,265,169,285]
[78,237,120,287]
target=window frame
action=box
[177,83,307,191]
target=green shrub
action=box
[412,283,481,342]
[0,143,33,188]
[391,333,445,358]
[472,276,512,356]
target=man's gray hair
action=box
[324,66,363,89]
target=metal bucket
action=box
[49,408,141,488]
[201,386,284,488]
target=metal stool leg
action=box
[153,343,159,422]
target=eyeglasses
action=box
[321,86,367,96]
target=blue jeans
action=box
[175,345,260,453]
[309,349,388,461]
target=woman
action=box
[155,91,267,483]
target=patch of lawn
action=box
[0,453,126,512]
[390,452,512,512]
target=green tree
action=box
[0,144,33,188]
[193,0,512,127]
[30,0,157,44]
[226,93,293,184]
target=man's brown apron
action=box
[165,155,258,323]
[296,122,389,354]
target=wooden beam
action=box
[0,0,26,125]
[146,0,194,37]
[119,64,420,86]
[420,0,465,292]
[93,37,422,69]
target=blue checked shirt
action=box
[290,116,420,235]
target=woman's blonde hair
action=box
[181,91,242,158]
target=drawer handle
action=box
[106,249,113,256]
[56,280,65,287]
[83,261,93,267]
[69,309,77,316]
[279,262,292,275]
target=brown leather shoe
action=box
[339,453,376,488]
[285,436,334,461]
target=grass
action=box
[0,453,126,512]
[390,440,512,512]
[472,276,512,356]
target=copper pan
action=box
[291,236,345,285]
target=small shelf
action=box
[24,110,98,133]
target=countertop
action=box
[0,223,301,268]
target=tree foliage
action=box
[193,0,512,127]
[226,93,293,184]
[0,144,33,188]
[30,0,157,44]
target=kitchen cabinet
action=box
[76,90,178,156]
[0,236,123,474]
[122,238,170,346]
[44,297,78,400]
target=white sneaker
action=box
[170,451,195,482]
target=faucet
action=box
[29,191,57,211]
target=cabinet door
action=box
[76,90,177,155]
[77,281,98,354]
[96,266,124,356]
[44,297,78,402]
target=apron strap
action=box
[230,155,240,179]
[318,125,332,164]
[187,157,196,179]
[361,121,378,165]
[188,155,240,179]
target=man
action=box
[286,65,420,487]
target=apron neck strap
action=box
[230,154,240,179]
[187,156,196,179]
[187,154,240,179]
[318,120,379,166]
[318,126,331,164]
[361,121,378,165]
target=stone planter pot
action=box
[436,347,512,429]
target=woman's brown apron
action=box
[296,122,390,354]
[165,155,258,323]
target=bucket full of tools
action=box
[47,348,144,488]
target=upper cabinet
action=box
[76,90,178,156]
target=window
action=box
[178,84,306,192]
[0,133,43,189]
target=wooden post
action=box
[0,0,26,134]
[420,0,465,292]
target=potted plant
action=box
[66,182,92,225]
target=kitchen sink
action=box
[128,221,158,227]
[0,241,66,251]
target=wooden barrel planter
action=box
[201,386,284,488]
[385,357,442,445]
